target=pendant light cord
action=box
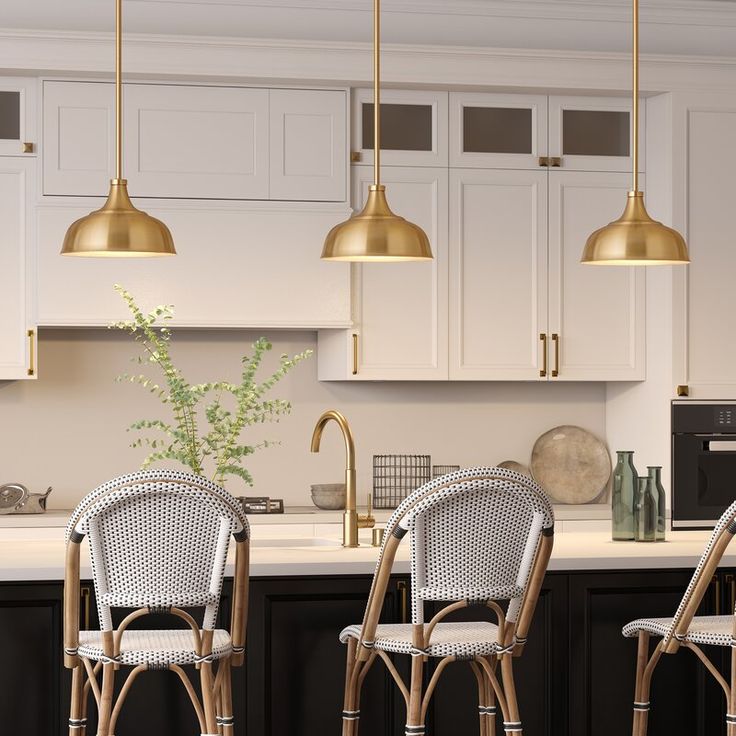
[632,0,639,193]
[116,0,122,181]
[373,0,380,188]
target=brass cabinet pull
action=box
[27,329,35,376]
[726,573,736,613]
[538,156,549,167]
[350,151,362,163]
[352,333,359,376]
[539,333,547,377]
[396,580,408,623]
[22,142,34,154]
[549,156,561,167]
[552,333,560,377]
[80,586,91,630]
[713,575,722,616]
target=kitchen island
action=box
[0,513,730,736]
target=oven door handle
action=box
[703,441,736,452]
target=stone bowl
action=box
[311,483,346,510]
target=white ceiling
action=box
[3,0,736,56]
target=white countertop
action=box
[0,524,727,581]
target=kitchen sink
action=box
[250,537,342,548]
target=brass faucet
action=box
[310,409,375,547]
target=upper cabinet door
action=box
[0,78,37,157]
[269,89,347,202]
[43,81,270,199]
[124,84,269,199]
[351,89,448,167]
[548,95,644,173]
[450,92,548,170]
[349,165,449,380]
[0,158,35,379]
[449,168,548,380]
[547,170,645,381]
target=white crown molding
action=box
[3,28,736,92]
[133,0,736,29]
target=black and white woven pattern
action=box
[622,616,736,647]
[69,470,248,637]
[342,467,554,657]
[339,621,502,657]
[78,628,233,666]
[622,500,736,645]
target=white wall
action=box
[0,329,606,509]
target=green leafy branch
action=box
[111,285,311,486]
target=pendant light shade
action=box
[320,0,432,262]
[61,0,175,258]
[581,0,688,266]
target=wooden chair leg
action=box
[632,632,650,736]
[97,663,115,736]
[218,659,234,735]
[69,665,86,736]
[499,653,522,735]
[470,662,488,736]
[200,661,219,735]
[485,657,498,736]
[342,639,361,736]
[728,640,736,736]
[405,654,425,736]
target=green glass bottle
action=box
[635,475,658,543]
[648,466,666,542]
[612,451,637,541]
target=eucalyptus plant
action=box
[111,285,311,487]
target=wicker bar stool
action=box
[623,500,736,736]
[63,470,250,736]
[339,467,555,736]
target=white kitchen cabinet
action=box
[36,201,351,328]
[449,169,548,380]
[548,171,645,380]
[269,89,347,202]
[548,95,644,173]
[0,78,37,157]
[351,89,448,167]
[449,92,548,170]
[318,166,448,380]
[671,93,736,397]
[0,158,35,379]
[43,81,270,199]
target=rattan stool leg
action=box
[470,662,488,736]
[200,662,218,735]
[727,641,736,736]
[632,632,650,736]
[405,653,425,736]
[97,663,115,736]
[499,653,522,735]
[342,639,361,736]
[218,660,234,735]
[69,665,86,735]
[485,657,498,736]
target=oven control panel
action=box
[715,407,736,427]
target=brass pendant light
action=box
[61,0,175,257]
[321,0,432,261]
[581,0,688,266]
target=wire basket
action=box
[432,464,460,479]
[373,454,431,509]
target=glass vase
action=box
[648,466,666,542]
[635,475,658,543]
[612,450,637,541]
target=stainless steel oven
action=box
[672,401,736,529]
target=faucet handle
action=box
[358,493,375,529]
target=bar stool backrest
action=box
[397,470,554,624]
[67,470,248,633]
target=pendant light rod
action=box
[632,0,638,193]
[373,0,381,187]
[115,0,122,181]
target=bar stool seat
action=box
[78,628,233,667]
[340,621,502,658]
[624,615,735,647]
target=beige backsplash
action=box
[0,329,607,510]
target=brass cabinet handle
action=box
[538,156,549,167]
[22,142,34,154]
[27,329,35,376]
[713,575,722,616]
[396,580,408,623]
[552,333,560,377]
[726,573,736,613]
[539,333,547,377]
[350,151,362,163]
[352,333,359,376]
[80,586,91,630]
[549,156,561,167]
